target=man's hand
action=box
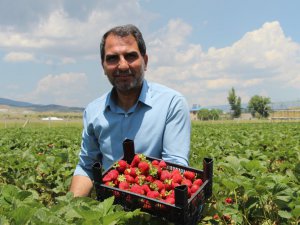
[69,175,93,197]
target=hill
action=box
[0,97,84,112]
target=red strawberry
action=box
[119,181,130,190]
[172,173,183,184]
[150,180,164,191]
[130,184,145,195]
[193,178,203,186]
[131,154,145,167]
[171,169,181,175]
[152,165,162,177]
[181,178,192,187]
[146,175,155,183]
[183,171,195,181]
[124,167,140,177]
[141,184,151,194]
[190,184,200,194]
[138,161,150,175]
[225,197,233,204]
[135,175,146,185]
[125,174,135,183]
[102,169,119,182]
[158,160,167,168]
[147,190,160,199]
[151,160,159,165]
[164,197,175,204]
[160,170,171,181]
[114,159,128,173]
[213,214,219,220]
[163,179,173,191]
[109,169,119,180]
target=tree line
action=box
[197,87,271,120]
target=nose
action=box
[118,56,129,70]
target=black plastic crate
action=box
[92,139,213,225]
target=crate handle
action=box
[175,185,188,207]
[203,158,213,199]
[123,139,135,163]
[92,162,103,183]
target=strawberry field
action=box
[0,121,299,224]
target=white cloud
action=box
[147,20,300,106]
[24,73,88,106]
[3,52,35,62]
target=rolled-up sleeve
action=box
[162,95,191,166]
[73,109,102,179]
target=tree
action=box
[248,95,271,118]
[227,87,241,118]
[197,108,222,120]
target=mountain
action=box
[0,97,84,112]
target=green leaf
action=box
[291,205,300,218]
[278,210,292,219]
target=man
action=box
[70,24,191,197]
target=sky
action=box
[0,0,300,108]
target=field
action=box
[0,120,299,224]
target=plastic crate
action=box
[92,139,213,225]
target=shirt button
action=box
[125,114,128,118]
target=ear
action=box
[143,54,148,71]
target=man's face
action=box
[102,34,148,93]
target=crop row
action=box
[0,122,299,224]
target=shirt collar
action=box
[105,80,153,112]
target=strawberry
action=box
[183,171,195,181]
[164,197,175,204]
[151,160,159,165]
[181,178,192,187]
[146,175,154,183]
[102,169,119,182]
[171,169,181,175]
[147,190,160,199]
[138,161,150,175]
[160,189,172,199]
[160,170,171,181]
[171,173,183,184]
[158,160,167,168]
[119,181,130,190]
[213,214,220,220]
[135,175,146,185]
[163,179,173,191]
[193,178,203,186]
[125,174,135,183]
[225,197,233,204]
[124,167,140,177]
[190,184,200,194]
[142,200,152,209]
[150,180,164,191]
[130,184,145,195]
[131,154,145,167]
[152,164,162,177]
[114,159,128,173]
[141,184,151,194]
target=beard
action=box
[107,68,145,93]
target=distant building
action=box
[41,117,63,121]
[190,104,201,120]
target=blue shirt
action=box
[74,80,191,179]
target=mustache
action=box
[115,69,133,76]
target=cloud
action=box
[0,0,154,56]
[147,20,300,106]
[3,52,35,62]
[24,72,89,106]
